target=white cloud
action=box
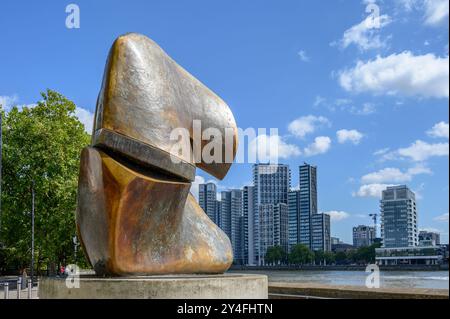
[336,129,364,145]
[353,103,376,115]
[434,213,449,222]
[298,50,310,62]
[353,183,394,198]
[397,0,449,26]
[248,134,301,163]
[304,136,332,156]
[288,115,330,138]
[0,95,18,110]
[373,147,390,156]
[427,121,449,139]
[361,165,432,183]
[396,140,449,161]
[334,14,392,51]
[423,0,449,26]
[190,175,205,200]
[313,95,327,107]
[339,51,449,98]
[323,210,350,221]
[75,107,94,134]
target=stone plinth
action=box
[39,274,268,299]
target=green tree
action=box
[323,251,335,265]
[0,89,91,274]
[335,251,348,265]
[265,245,286,265]
[288,244,314,265]
[314,250,325,265]
[353,242,382,264]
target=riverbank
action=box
[268,282,449,299]
[227,269,449,290]
[230,264,449,271]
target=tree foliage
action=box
[288,244,314,265]
[0,89,91,273]
[265,245,286,265]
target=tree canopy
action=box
[265,245,286,265]
[0,89,91,274]
[288,244,314,265]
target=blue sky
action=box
[0,0,448,244]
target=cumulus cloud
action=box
[396,140,449,161]
[248,134,301,163]
[288,115,330,138]
[323,210,350,221]
[433,213,449,222]
[427,121,449,139]
[333,14,392,51]
[361,165,432,183]
[336,129,364,145]
[353,183,394,198]
[397,0,449,26]
[423,0,449,26]
[74,107,94,134]
[304,136,332,157]
[339,51,449,98]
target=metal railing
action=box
[1,277,38,299]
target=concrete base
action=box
[39,274,268,299]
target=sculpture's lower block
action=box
[39,274,268,299]
[77,146,233,276]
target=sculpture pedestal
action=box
[39,274,268,299]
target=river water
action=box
[228,270,449,290]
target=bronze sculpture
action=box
[76,33,238,276]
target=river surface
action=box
[228,270,449,290]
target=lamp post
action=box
[30,180,35,285]
[0,113,3,246]
[73,235,78,262]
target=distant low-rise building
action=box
[375,246,444,265]
[419,230,440,246]
[353,225,376,248]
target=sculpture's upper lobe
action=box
[93,33,238,181]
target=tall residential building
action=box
[311,213,331,252]
[219,191,232,239]
[353,225,376,248]
[215,200,222,228]
[288,190,301,250]
[243,186,255,265]
[259,203,289,264]
[230,189,244,264]
[199,183,217,224]
[298,163,318,248]
[380,185,418,248]
[253,164,291,264]
[419,230,440,246]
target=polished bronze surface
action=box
[77,33,237,276]
[93,32,238,180]
[77,147,232,276]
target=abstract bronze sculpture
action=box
[76,33,238,276]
